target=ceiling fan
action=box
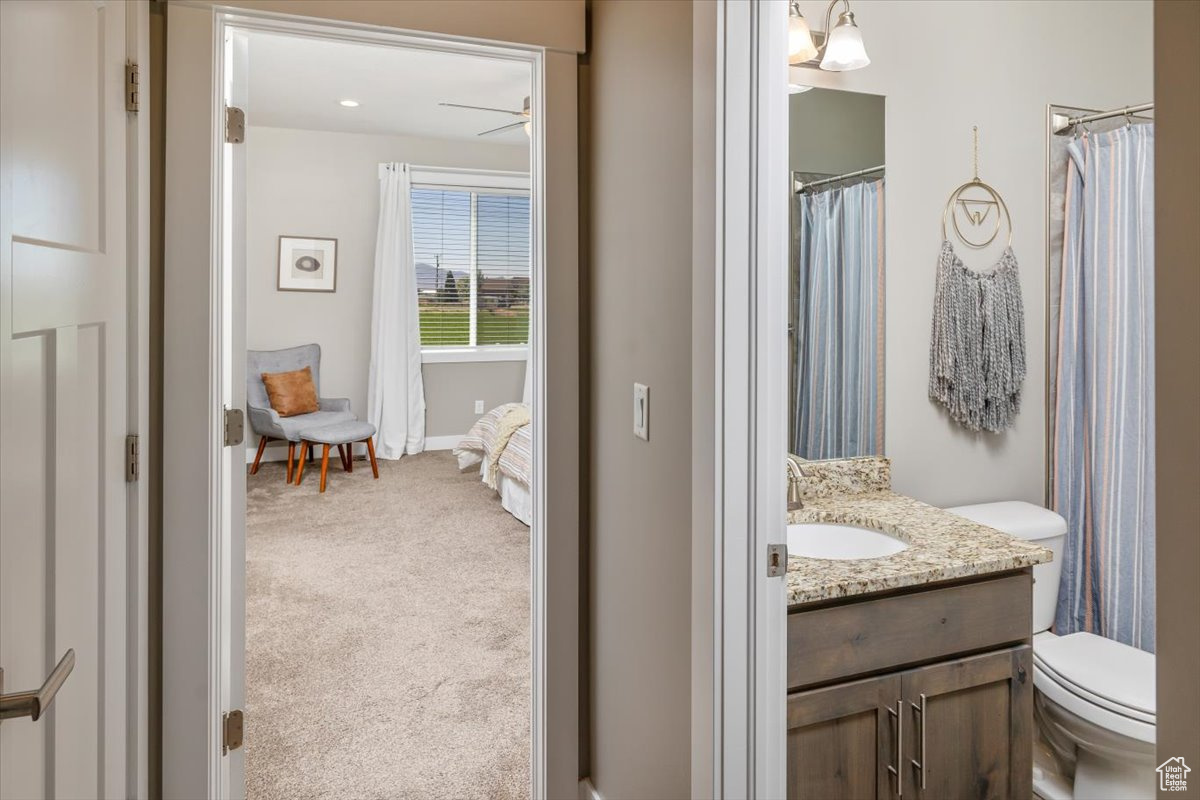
[438,95,531,137]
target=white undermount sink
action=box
[787,522,908,560]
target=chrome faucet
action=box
[786,456,810,510]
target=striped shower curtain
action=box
[791,179,885,460]
[1053,125,1155,652]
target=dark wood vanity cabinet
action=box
[787,673,901,799]
[787,572,1035,800]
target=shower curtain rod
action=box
[792,165,885,193]
[1051,103,1154,135]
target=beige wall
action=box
[586,1,694,797]
[1154,0,1200,789]
[792,0,1153,508]
[191,0,584,53]
[689,3,717,797]
[244,125,528,448]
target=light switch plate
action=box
[474,400,485,414]
[633,383,649,441]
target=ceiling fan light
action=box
[523,120,531,138]
[819,11,870,71]
[788,2,819,64]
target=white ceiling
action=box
[244,32,532,144]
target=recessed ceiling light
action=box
[339,99,360,108]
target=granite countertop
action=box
[785,457,1053,606]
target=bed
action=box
[454,403,533,526]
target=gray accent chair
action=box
[247,344,355,482]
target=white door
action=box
[0,1,134,798]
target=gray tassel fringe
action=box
[928,240,1026,433]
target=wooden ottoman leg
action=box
[250,436,268,474]
[365,437,379,479]
[286,441,296,483]
[319,444,331,493]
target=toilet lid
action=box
[1034,632,1155,720]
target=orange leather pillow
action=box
[261,367,319,417]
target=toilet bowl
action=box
[947,501,1157,800]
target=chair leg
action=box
[286,441,296,483]
[337,444,350,472]
[365,437,379,479]
[294,442,307,485]
[249,436,269,474]
[319,444,331,493]
[346,443,354,473]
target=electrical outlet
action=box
[633,383,649,441]
[474,400,485,414]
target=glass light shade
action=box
[788,11,819,64]
[523,120,531,138]
[819,14,870,71]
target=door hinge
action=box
[222,709,244,754]
[125,61,139,113]
[225,106,245,144]
[125,435,139,482]
[766,543,788,577]
[224,407,245,447]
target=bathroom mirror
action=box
[788,87,886,461]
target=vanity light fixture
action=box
[789,0,871,72]
[788,2,820,64]
[339,99,360,108]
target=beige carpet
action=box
[245,451,530,800]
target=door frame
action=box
[127,1,152,796]
[711,0,789,796]
[162,7,555,798]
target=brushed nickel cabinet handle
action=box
[910,693,927,790]
[0,650,75,722]
[887,699,903,797]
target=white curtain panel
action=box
[368,162,426,458]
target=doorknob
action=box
[0,649,75,722]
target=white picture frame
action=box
[277,235,337,292]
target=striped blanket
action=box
[497,423,532,487]
[454,403,531,487]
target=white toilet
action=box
[947,501,1156,800]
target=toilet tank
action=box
[945,501,1067,634]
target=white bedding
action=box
[497,473,533,527]
[455,403,532,527]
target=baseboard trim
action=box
[424,434,463,451]
[579,778,602,800]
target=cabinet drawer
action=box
[788,572,1031,691]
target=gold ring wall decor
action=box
[942,179,1013,249]
[941,126,1013,249]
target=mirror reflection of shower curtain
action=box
[1053,124,1155,652]
[791,179,884,460]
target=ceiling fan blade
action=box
[439,101,525,117]
[478,120,526,137]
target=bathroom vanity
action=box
[785,458,1051,800]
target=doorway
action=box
[163,8,552,798]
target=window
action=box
[411,183,530,353]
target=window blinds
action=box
[410,186,531,348]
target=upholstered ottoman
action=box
[294,420,379,493]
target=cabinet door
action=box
[787,673,903,799]
[901,645,1033,800]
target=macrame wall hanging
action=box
[928,127,1026,433]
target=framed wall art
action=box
[277,235,338,292]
